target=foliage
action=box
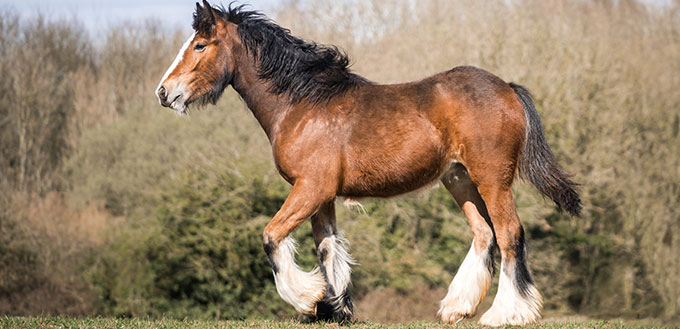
[0,194,100,315]
[0,13,92,193]
[88,167,293,319]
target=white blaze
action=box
[156,32,196,99]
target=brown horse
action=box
[156,1,581,326]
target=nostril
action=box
[158,86,167,100]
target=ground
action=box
[0,317,676,329]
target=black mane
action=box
[194,3,370,105]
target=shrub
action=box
[88,166,294,319]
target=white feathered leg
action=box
[438,240,495,323]
[271,236,327,315]
[311,201,356,322]
[479,229,542,326]
[316,232,356,320]
[479,261,542,325]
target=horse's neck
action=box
[231,53,289,142]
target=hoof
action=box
[478,304,540,326]
[315,300,336,321]
[314,294,353,323]
[438,293,482,324]
[438,306,470,324]
[478,287,542,326]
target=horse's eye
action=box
[194,44,206,52]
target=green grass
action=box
[0,317,676,329]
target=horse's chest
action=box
[271,131,343,185]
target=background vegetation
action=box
[0,0,678,324]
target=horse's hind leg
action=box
[473,175,542,326]
[438,164,496,323]
[311,201,355,322]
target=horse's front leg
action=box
[311,201,355,322]
[262,178,335,316]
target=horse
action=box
[155,1,581,325]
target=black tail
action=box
[510,82,582,216]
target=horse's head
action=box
[156,0,237,115]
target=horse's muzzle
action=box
[157,85,175,107]
[156,85,185,110]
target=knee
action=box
[263,232,275,254]
[263,227,277,250]
[315,233,336,259]
[317,242,330,265]
[263,231,278,272]
[263,222,288,251]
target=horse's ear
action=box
[193,0,216,33]
[202,0,217,21]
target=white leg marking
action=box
[272,237,327,315]
[156,32,196,97]
[438,240,493,323]
[318,231,356,311]
[479,262,543,326]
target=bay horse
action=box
[156,1,581,325]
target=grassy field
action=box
[0,317,676,329]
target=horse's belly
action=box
[339,144,449,198]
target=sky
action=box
[0,0,673,35]
[0,0,281,34]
